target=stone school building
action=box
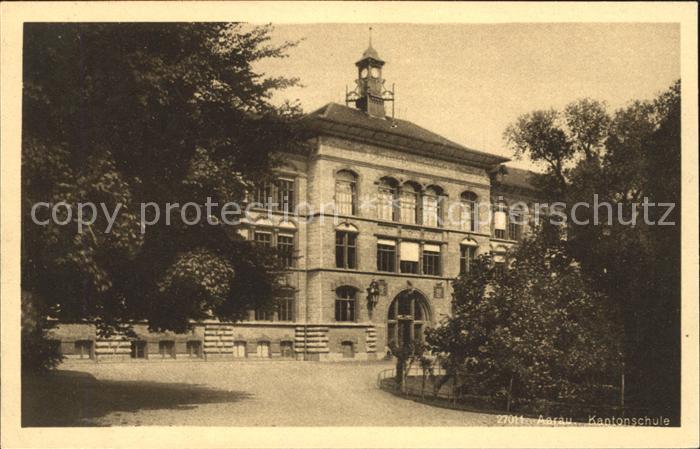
[52,43,539,362]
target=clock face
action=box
[370,67,380,78]
[360,68,368,78]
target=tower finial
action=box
[369,26,373,47]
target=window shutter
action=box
[423,243,441,253]
[494,210,507,230]
[399,242,420,262]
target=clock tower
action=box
[346,32,395,119]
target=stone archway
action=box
[387,289,431,347]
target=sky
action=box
[255,23,680,170]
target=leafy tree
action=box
[502,82,681,420]
[22,23,302,365]
[22,291,63,373]
[426,225,621,410]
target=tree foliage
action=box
[502,81,681,419]
[22,23,302,350]
[426,225,621,406]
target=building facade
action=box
[51,44,540,362]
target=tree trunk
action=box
[452,374,457,406]
[506,375,514,412]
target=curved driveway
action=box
[57,359,519,426]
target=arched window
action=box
[400,182,418,225]
[335,170,357,216]
[460,191,479,232]
[422,186,443,227]
[387,291,430,347]
[335,286,357,322]
[493,200,508,239]
[377,177,398,221]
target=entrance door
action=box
[387,290,429,348]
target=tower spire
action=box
[369,26,373,47]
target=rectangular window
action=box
[255,182,274,208]
[335,287,356,322]
[130,340,147,359]
[460,245,475,275]
[255,309,274,321]
[74,340,93,359]
[508,211,523,241]
[335,298,356,322]
[280,341,295,358]
[399,241,420,274]
[233,341,247,358]
[254,231,272,247]
[278,292,294,322]
[253,178,295,211]
[159,340,175,359]
[422,244,441,276]
[494,208,507,239]
[276,178,295,212]
[335,231,357,269]
[341,341,355,358]
[256,341,271,358]
[277,234,295,268]
[377,239,396,272]
[186,340,202,358]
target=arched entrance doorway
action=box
[387,289,430,347]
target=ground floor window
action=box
[186,340,202,358]
[74,340,93,359]
[131,340,147,359]
[233,341,247,358]
[159,340,175,358]
[280,341,294,358]
[256,341,270,358]
[341,341,355,358]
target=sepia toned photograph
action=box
[1,2,698,448]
